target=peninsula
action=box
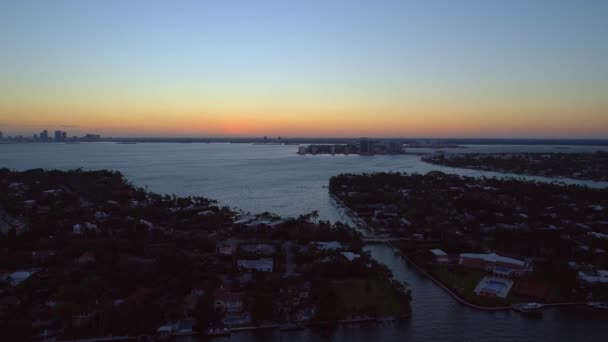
[330,172,608,307]
[422,152,608,182]
[0,168,410,340]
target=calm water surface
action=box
[2,143,607,222]
[1,142,607,341]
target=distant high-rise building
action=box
[40,130,48,141]
[62,132,67,141]
[386,141,403,154]
[54,130,62,141]
[83,134,101,141]
[0,131,3,140]
[359,138,374,155]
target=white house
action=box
[459,253,530,277]
[341,252,360,261]
[313,241,343,250]
[430,249,450,264]
[237,258,273,272]
[2,269,39,286]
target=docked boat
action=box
[205,327,231,336]
[512,302,544,313]
[587,302,608,310]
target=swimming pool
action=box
[474,276,514,298]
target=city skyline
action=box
[1,1,607,138]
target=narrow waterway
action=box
[197,244,608,341]
[362,243,608,342]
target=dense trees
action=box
[424,152,608,181]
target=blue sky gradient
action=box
[1,0,607,137]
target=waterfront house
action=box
[190,288,205,296]
[400,217,412,228]
[23,199,36,209]
[240,243,277,256]
[157,323,176,339]
[214,288,244,313]
[223,312,252,326]
[139,218,154,230]
[2,269,39,286]
[459,253,530,277]
[197,209,213,216]
[8,182,25,191]
[588,232,608,240]
[341,252,360,261]
[72,222,97,235]
[94,211,109,221]
[430,249,450,264]
[237,258,273,272]
[577,270,608,284]
[233,215,256,225]
[218,242,237,256]
[312,241,343,250]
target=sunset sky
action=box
[1,0,607,138]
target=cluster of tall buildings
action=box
[298,138,404,155]
[359,138,403,155]
[32,129,67,142]
[0,129,101,142]
[54,130,67,142]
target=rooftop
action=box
[460,253,526,267]
[430,249,448,256]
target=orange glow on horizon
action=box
[1,95,607,138]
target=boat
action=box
[587,302,608,310]
[512,302,544,313]
[204,327,231,336]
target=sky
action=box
[1,0,607,138]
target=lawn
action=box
[433,266,486,300]
[433,266,519,306]
[330,279,408,318]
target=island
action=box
[297,138,404,155]
[329,172,608,308]
[422,152,608,182]
[405,140,463,148]
[0,168,410,340]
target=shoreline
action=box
[329,194,370,232]
[384,241,510,311]
[56,317,407,341]
[382,241,587,312]
[421,155,608,183]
